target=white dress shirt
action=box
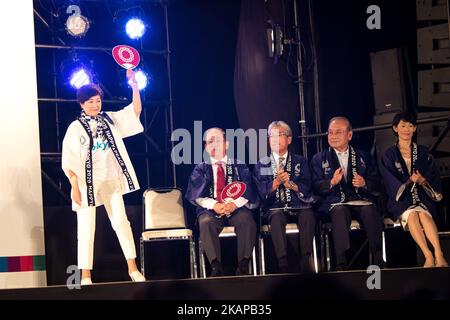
[195,156,248,210]
[333,147,349,180]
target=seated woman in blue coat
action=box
[310,117,383,271]
[253,121,316,273]
[380,112,448,268]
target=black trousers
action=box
[268,208,316,268]
[329,205,383,263]
[198,207,256,264]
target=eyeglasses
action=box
[268,132,288,138]
[327,129,348,136]
[205,139,224,145]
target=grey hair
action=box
[203,127,226,141]
[268,121,292,137]
[328,116,352,131]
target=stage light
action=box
[266,23,284,59]
[125,18,146,39]
[65,6,90,37]
[70,68,91,89]
[128,70,148,90]
[266,27,275,58]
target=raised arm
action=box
[126,69,142,117]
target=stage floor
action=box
[0,267,449,300]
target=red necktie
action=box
[216,161,225,203]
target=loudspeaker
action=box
[435,157,450,176]
[416,111,450,153]
[418,67,450,108]
[417,24,450,65]
[373,113,398,170]
[370,48,408,115]
[416,0,448,21]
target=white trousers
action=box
[76,180,137,270]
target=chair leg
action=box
[259,237,266,275]
[251,246,257,276]
[325,232,331,272]
[140,238,145,276]
[189,236,198,279]
[312,236,319,273]
[198,240,206,278]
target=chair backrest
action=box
[143,188,187,231]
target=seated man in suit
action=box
[254,121,316,273]
[185,127,257,276]
[310,117,383,271]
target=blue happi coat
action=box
[185,159,257,217]
[310,147,379,215]
[253,152,315,219]
[380,144,442,219]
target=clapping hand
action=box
[352,172,366,188]
[330,168,344,186]
[410,170,425,185]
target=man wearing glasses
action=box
[185,127,257,277]
[310,117,383,271]
[253,121,316,273]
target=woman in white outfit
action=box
[62,69,146,284]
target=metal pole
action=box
[293,0,308,158]
[447,0,450,50]
[164,3,177,187]
[41,151,162,159]
[35,44,166,55]
[430,120,450,152]
[37,97,169,106]
[308,0,323,154]
[50,12,63,199]
[41,170,71,204]
[33,9,66,46]
[299,115,450,139]
[138,16,151,189]
[38,98,127,104]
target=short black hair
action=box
[392,112,417,127]
[76,84,104,104]
[392,112,417,136]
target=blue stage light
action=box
[128,70,148,90]
[69,68,91,89]
[125,18,146,39]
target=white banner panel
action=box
[0,0,46,288]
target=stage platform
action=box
[0,267,449,300]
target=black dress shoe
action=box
[210,260,224,277]
[300,256,314,274]
[277,256,289,274]
[236,258,250,276]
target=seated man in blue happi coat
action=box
[310,117,383,271]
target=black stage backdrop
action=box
[171,0,417,194]
[35,0,418,205]
[39,0,426,284]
